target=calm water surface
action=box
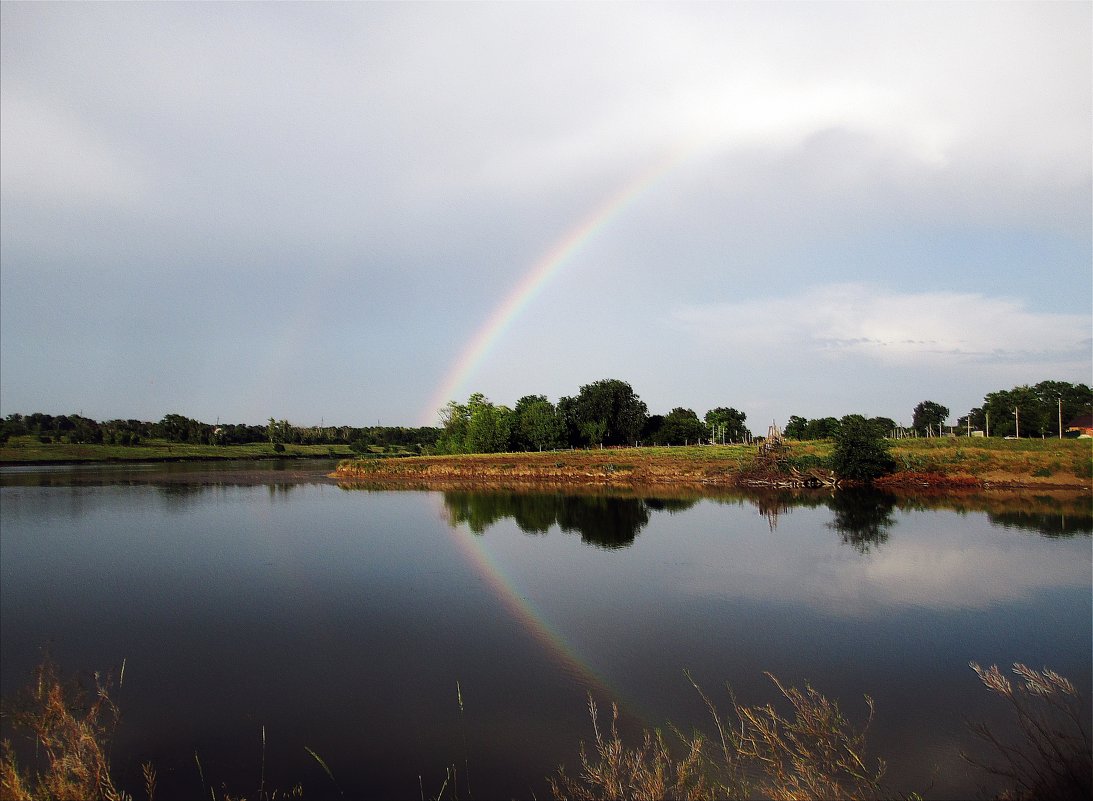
[1,461,1089,799]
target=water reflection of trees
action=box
[442,492,698,549]
[987,510,1092,537]
[826,489,898,553]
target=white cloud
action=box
[672,284,1092,368]
[666,509,1091,618]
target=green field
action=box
[0,435,364,463]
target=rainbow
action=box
[436,496,651,724]
[419,145,698,425]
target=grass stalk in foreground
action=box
[2,659,1088,800]
[963,662,1091,800]
[0,660,123,801]
[550,671,887,801]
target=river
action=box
[1,460,1089,799]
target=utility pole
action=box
[1014,407,1019,438]
[1058,397,1063,439]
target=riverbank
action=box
[331,438,1092,492]
[0,437,369,465]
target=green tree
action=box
[653,408,707,445]
[570,379,648,447]
[436,400,470,454]
[803,417,840,440]
[514,396,564,452]
[465,394,513,453]
[870,417,897,437]
[830,414,896,482]
[784,415,809,440]
[704,407,748,443]
[579,418,608,448]
[912,401,949,435]
[982,387,1039,438]
[640,414,665,444]
[1032,380,1093,437]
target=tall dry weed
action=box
[0,660,124,801]
[549,697,712,801]
[965,662,1091,800]
[551,673,886,801]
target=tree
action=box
[654,408,706,445]
[704,407,748,443]
[912,401,949,435]
[436,394,512,454]
[870,417,897,437]
[436,400,470,454]
[784,415,809,440]
[266,418,291,446]
[804,417,840,440]
[513,396,564,452]
[465,394,513,453]
[570,379,648,447]
[641,414,665,444]
[982,387,1039,438]
[830,414,896,482]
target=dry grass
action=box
[549,698,714,801]
[964,662,1091,800]
[550,672,887,801]
[0,660,125,801]
[334,445,756,488]
[4,660,1087,800]
[332,439,1091,490]
[0,661,308,801]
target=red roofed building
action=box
[1065,414,1093,438]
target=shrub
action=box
[831,416,896,483]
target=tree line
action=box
[784,380,1090,441]
[0,412,441,452]
[2,378,1086,454]
[437,377,1092,455]
[434,378,751,454]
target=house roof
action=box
[1065,413,1093,430]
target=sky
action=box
[1,1,1090,431]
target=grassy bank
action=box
[0,436,385,464]
[332,438,1092,491]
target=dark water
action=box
[1,461,1089,799]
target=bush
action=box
[831,416,896,482]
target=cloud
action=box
[0,2,1088,425]
[667,508,1091,618]
[672,284,1092,369]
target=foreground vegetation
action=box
[2,660,1087,801]
[333,438,1092,491]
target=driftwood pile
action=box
[738,422,841,489]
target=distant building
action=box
[1065,414,1093,438]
